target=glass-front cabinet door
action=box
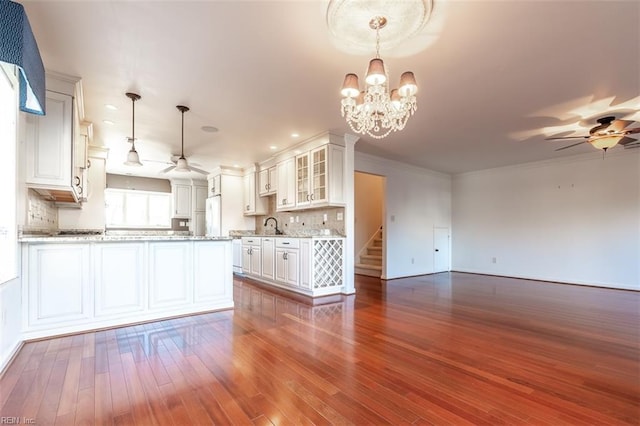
[296,154,310,207]
[311,146,327,203]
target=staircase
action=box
[355,227,383,277]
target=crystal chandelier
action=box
[340,16,418,139]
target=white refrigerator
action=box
[205,195,221,237]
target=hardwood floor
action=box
[1,272,638,425]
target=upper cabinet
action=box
[276,157,296,211]
[208,174,221,197]
[295,144,344,208]
[24,73,88,206]
[258,166,277,197]
[172,183,191,218]
[243,167,268,216]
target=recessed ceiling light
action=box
[104,104,117,110]
[269,145,278,150]
[233,164,239,168]
[103,120,115,125]
[201,125,219,133]
[291,133,299,138]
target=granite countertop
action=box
[229,229,344,239]
[19,229,233,243]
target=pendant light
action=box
[174,105,190,172]
[124,92,142,166]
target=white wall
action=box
[452,150,640,290]
[355,152,452,279]
[354,172,383,257]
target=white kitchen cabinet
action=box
[241,237,261,276]
[259,166,277,196]
[295,144,345,208]
[148,242,191,309]
[243,169,267,216]
[172,183,191,218]
[299,238,312,290]
[261,237,275,280]
[232,239,242,273]
[194,211,206,237]
[25,91,82,203]
[21,239,234,340]
[24,244,91,329]
[276,158,296,211]
[193,184,208,212]
[275,238,299,287]
[208,174,221,196]
[94,243,145,317]
[193,241,232,304]
[191,182,207,236]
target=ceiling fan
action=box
[546,116,640,152]
[161,105,209,175]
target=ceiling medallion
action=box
[327,0,434,56]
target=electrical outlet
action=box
[323,213,328,222]
[492,257,497,264]
[290,216,294,223]
[295,216,299,223]
[337,212,343,221]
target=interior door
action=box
[434,227,450,273]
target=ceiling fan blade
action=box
[160,165,176,174]
[618,136,638,146]
[546,135,589,141]
[608,120,634,132]
[143,159,174,165]
[623,127,640,135]
[555,141,587,151]
[189,166,209,175]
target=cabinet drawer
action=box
[275,238,300,249]
[242,237,261,245]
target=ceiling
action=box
[19,0,640,178]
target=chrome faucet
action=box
[264,217,283,235]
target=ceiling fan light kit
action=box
[123,92,143,166]
[339,15,418,139]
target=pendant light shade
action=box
[124,92,142,166]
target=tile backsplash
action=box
[255,197,345,236]
[24,189,58,233]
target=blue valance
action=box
[0,0,45,115]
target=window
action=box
[0,63,18,284]
[105,188,171,228]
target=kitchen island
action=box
[20,235,233,340]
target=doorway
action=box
[354,172,385,277]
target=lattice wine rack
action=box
[312,238,344,289]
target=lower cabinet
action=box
[94,243,145,317]
[25,244,91,328]
[193,241,233,303]
[239,236,345,297]
[275,239,299,287]
[22,239,233,340]
[149,242,191,309]
[241,237,261,276]
[261,237,275,281]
